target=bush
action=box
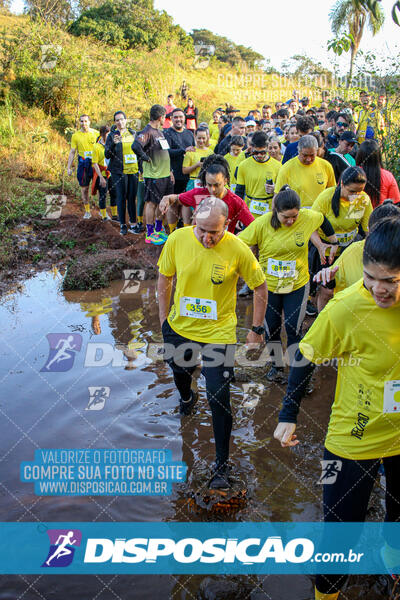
[12,74,71,115]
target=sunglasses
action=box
[253,150,267,156]
[336,122,349,128]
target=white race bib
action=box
[383,380,400,414]
[159,138,170,150]
[124,153,137,164]
[84,151,92,159]
[267,258,296,279]
[249,200,269,215]
[180,296,217,320]
[336,229,357,247]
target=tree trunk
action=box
[347,44,357,88]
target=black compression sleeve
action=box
[320,216,335,237]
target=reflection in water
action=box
[0,272,385,598]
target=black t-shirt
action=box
[164,128,195,180]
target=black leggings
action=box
[316,447,400,595]
[98,176,117,210]
[162,320,234,466]
[111,173,138,225]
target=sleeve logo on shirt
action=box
[294,232,305,247]
[211,264,225,285]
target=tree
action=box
[69,0,192,51]
[190,29,264,68]
[24,0,74,24]
[355,0,400,26]
[329,0,384,87]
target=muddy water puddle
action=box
[0,272,388,598]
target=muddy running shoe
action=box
[83,211,92,219]
[120,224,128,236]
[130,223,144,234]
[209,463,230,490]
[145,232,166,245]
[179,390,198,416]
[266,365,286,383]
[306,300,318,317]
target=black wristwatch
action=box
[251,325,265,335]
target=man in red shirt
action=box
[159,154,254,233]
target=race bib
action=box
[194,179,202,188]
[180,296,217,320]
[267,258,296,279]
[383,380,400,414]
[159,138,170,150]
[124,153,137,164]
[336,229,357,247]
[249,200,269,215]
[84,151,92,159]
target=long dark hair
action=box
[330,166,367,218]
[369,199,400,230]
[363,216,400,270]
[271,185,301,230]
[356,140,382,208]
[199,154,230,187]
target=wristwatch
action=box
[251,325,265,335]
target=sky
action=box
[10,0,400,73]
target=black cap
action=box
[339,131,357,144]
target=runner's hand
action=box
[317,243,336,266]
[265,183,275,195]
[273,422,299,447]
[185,146,196,152]
[245,331,264,346]
[170,171,175,185]
[313,265,339,286]
[99,176,107,188]
[113,134,122,144]
[159,196,170,215]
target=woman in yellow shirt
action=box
[275,216,400,600]
[239,185,336,382]
[182,128,213,190]
[224,135,245,191]
[310,166,372,311]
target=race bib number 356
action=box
[180,297,217,320]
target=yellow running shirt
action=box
[92,142,107,169]
[70,128,99,159]
[239,209,323,293]
[224,152,245,191]
[300,279,400,460]
[275,156,336,209]
[157,226,265,344]
[334,240,364,294]
[121,130,138,175]
[236,156,281,217]
[183,147,213,179]
[312,187,372,253]
[208,138,217,150]
[209,121,219,141]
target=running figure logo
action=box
[42,529,82,567]
[86,386,110,410]
[318,459,342,484]
[41,333,83,372]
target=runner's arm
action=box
[160,194,179,215]
[67,148,76,175]
[252,281,268,327]
[157,273,174,325]
[131,135,151,162]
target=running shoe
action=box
[265,365,286,383]
[238,283,253,297]
[155,228,168,240]
[83,211,92,219]
[306,300,318,317]
[130,223,144,234]
[120,224,128,236]
[145,232,166,245]
[179,390,198,416]
[102,215,111,222]
[111,214,119,222]
[208,463,231,490]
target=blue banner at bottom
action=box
[1,522,399,574]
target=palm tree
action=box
[329,0,384,87]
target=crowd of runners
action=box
[67,90,400,600]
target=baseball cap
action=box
[340,131,357,144]
[245,120,257,127]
